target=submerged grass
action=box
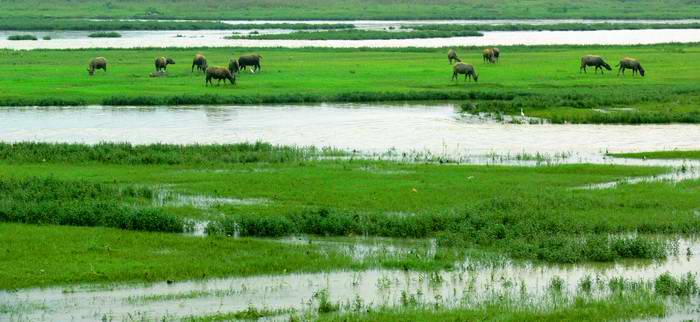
[316,291,666,321]
[209,207,674,263]
[0,44,699,124]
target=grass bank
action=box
[1,44,699,124]
[409,22,700,32]
[2,0,700,20]
[0,223,357,289]
[228,29,483,40]
[610,150,700,160]
[0,18,353,31]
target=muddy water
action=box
[1,238,698,321]
[2,104,700,158]
[2,29,700,49]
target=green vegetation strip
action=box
[7,35,38,41]
[87,31,122,38]
[0,18,353,31]
[0,223,354,289]
[228,29,483,40]
[2,0,700,20]
[0,142,342,165]
[409,22,700,32]
[0,176,184,233]
[316,292,666,322]
[610,150,700,160]
[1,44,699,124]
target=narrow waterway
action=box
[1,104,699,158]
[2,29,700,49]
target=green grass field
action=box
[2,0,700,20]
[1,143,699,289]
[1,44,700,123]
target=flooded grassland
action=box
[2,142,700,320]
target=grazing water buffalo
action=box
[205,67,236,86]
[192,54,208,72]
[87,57,107,75]
[452,62,478,82]
[580,55,612,74]
[482,48,496,63]
[228,59,240,74]
[617,57,645,77]
[447,49,461,64]
[238,54,262,72]
[492,47,500,61]
[155,57,175,72]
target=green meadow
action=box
[1,44,699,124]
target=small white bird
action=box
[520,108,525,117]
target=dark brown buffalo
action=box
[87,57,107,75]
[192,54,208,73]
[452,62,478,82]
[155,57,175,72]
[482,48,496,64]
[617,57,645,77]
[238,54,262,72]
[205,67,236,86]
[447,49,461,64]
[228,59,240,74]
[580,55,612,74]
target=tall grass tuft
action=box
[654,273,699,296]
[0,177,184,232]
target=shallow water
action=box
[2,28,700,49]
[154,189,270,209]
[2,104,700,159]
[1,238,697,321]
